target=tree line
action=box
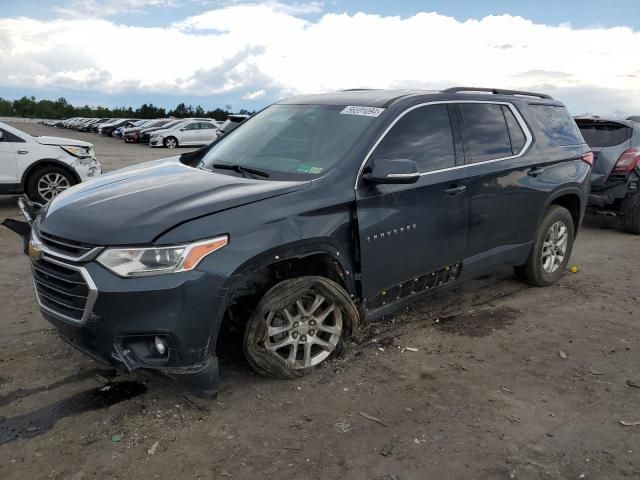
[0,96,254,121]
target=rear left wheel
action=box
[514,205,575,287]
[620,195,640,234]
[244,276,359,378]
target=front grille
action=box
[39,231,96,259]
[32,257,94,324]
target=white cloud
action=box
[1,4,639,114]
[56,0,183,18]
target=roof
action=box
[574,115,635,128]
[277,89,432,108]
[277,87,556,108]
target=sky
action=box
[0,0,639,115]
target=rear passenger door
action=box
[179,122,201,145]
[356,104,469,304]
[198,122,218,144]
[456,102,542,271]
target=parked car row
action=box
[47,114,249,149]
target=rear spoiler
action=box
[1,195,42,254]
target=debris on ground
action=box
[219,469,232,477]
[359,411,388,427]
[148,441,159,455]
[334,420,351,433]
[618,420,640,426]
[626,380,640,389]
[380,443,394,456]
[558,350,568,359]
[569,266,579,273]
[111,434,123,443]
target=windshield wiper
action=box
[210,163,270,178]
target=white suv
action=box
[0,122,102,204]
[149,119,220,148]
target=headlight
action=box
[61,145,93,158]
[96,235,228,277]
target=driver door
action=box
[0,128,18,184]
[356,103,470,305]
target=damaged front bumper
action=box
[3,198,229,396]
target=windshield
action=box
[201,104,377,180]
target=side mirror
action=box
[362,158,420,185]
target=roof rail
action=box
[442,87,553,100]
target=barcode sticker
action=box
[340,106,385,117]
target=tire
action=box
[26,166,77,204]
[244,276,359,379]
[514,205,575,287]
[620,195,640,234]
[163,136,178,149]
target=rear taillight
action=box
[613,147,640,173]
[581,151,594,166]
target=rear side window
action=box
[371,104,455,173]
[530,105,583,146]
[576,121,632,147]
[460,103,512,163]
[502,106,526,152]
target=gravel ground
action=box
[0,124,639,480]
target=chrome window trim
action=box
[354,100,533,189]
[32,255,98,326]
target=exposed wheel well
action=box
[550,193,581,232]
[22,160,80,190]
[215,252,352,361]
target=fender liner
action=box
[541,185,586,232]
[20,159,81,191]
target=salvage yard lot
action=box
[0,124,639,480]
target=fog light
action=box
[154,336,167,356]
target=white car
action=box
[149,119,220,148]
[0,122,101,204]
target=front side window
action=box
[370,104,456,173]
[460,103,513,163]
[201,104,378,180]
[183,123,198,131]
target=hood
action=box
[39,158,307,245]
[35,136,93,148]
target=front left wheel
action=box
[26,166,76,204]
[244,276,359,378]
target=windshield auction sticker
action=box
[340,106,385,117]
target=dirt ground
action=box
[0,123,639,480]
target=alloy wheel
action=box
[263,292,342,369]
[541,221,568,273]
[37,173,71,201]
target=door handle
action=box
[17,150,28,154]
[527,167,544,177]
[443,185,467,196]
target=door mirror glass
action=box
[362,158,420,184]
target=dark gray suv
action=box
[7,87,592,395]
[575,115,640,233]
